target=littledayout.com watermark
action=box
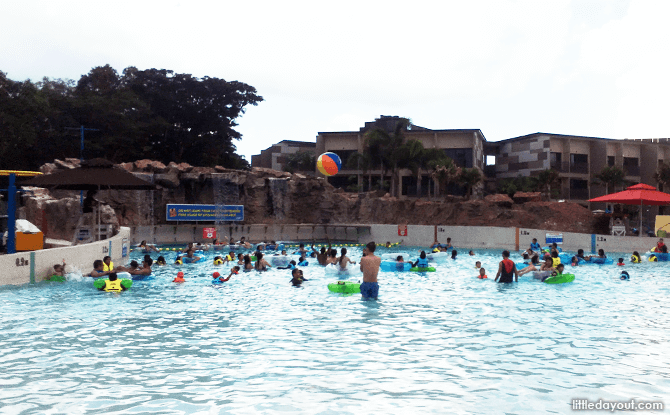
[572,399,663,411]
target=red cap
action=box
[177,271,184,277]
[213,272,221,278]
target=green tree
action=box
[363,117,410,196]
[283,151,316,173]
[346,151,374,191]
[593,165,626,194]
[428,156,460,199]
[654,162,670,191]
[535,169,561,199]
[396,139,425,197]
[459,167,483,200]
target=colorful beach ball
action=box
[317,152,342,176]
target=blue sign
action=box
[122,238,128,258]
[166,204,244,222]
[546,233,563,245]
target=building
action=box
[315,116,487,197]
[493,133,670,204]
[251,140,317,173]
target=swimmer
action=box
[478,267,487,279]
[213,256,225,265]
[155,256,167,266]
[139,240,159,252]
[184,249,201,263]
[550,251,561,268]
[237,253,245,265]
[518,254,541,276]
[617,258,625,266]
[277,260,297,270]
[451,250,458,260]
[542,264,565,282]
[530,238,541,252]
[539,257,555,272]
[46,263,66,281]
[243,255,253,270]
[396,255,405,263]
[294,243,309,256]
[385,241,392,248]
[173,271,185,283]
[336,248,355,270]
[254,252,271,271]
[631,251,641,263]
[290,268,308,287]
[657,238,666,252]
[620,270,630,280]
[413,251,429,269]
[89,260,110,278]
[327,248,339,265]
[576,249,586,261]
[475,261,481,269]
[102,256,114,271]
[359,242,381,300]
[174,256,183,265]
[97,273,128,292]
[494,250,518,283]
[214,266,240,283]
[313,238,332,266]
[469,250,475,256]
[571,256,579,266]
[445,238,453,249]
[298,255,309,267]
[121,259,152,276]
[430,239,441,250]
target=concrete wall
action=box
[0,227,131,286]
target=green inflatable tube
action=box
[328,281,361,293]
[410,267,436,272]
[47,275,66,282]
[543,274,575,284]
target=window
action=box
[570,179,589,200]
[443,148,472,168]
[607,156,615,167]
[550,152,562,163]
[329,150,358,169]
[570,154,588,174]
[623,157,639,176]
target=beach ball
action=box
[317,152,342,176]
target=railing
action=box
[550,161,569,173]
[570,162,589,174]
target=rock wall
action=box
[21,159,596,240]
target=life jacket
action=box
[416,258,429,268]
[478,274,488,279]
[657,242,665,251]
[175,259,183,265]
[104,279,123,292]
[214,259,223,265]
[103,261,114,271]
[551,257,561,268]
[173,276,185,283]
[502,258,514,273]
[432,248,440,253]
[530,242,541,251]
[631,255,641,263]
[226,254,233,261]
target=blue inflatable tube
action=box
[649,253,670,262]
[587,257,613,265]
[380,261,412,272]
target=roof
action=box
[491,132,670,145]
[318,128,487,141]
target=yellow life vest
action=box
[631,255,641,263]
[175,259,183,265]
[552,257,561,267]
[104,279,123,292]
[214,259,223,265]
[103,261,114,272]
[226,254,233,261]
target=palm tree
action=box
[397,139,425,197]
[363,117,410,197]
[654,162,670,191]
[459,168,483,200]
[535,169,560,199]
[593,165,626,194]
[428,156,459,199]
[346,152,374,192]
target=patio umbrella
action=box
[589,183,670,237]
[19,158,158,241]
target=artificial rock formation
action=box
[20,159,596,240]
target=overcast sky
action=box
[3,0,668,163]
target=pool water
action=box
[1,246,669,414]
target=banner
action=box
[545,233,563,245]
[203,227,217,239]
[166,204,244,221]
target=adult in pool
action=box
[89,260,110,278]
[254,252,271,271]
[451,250,458,260]
[119,259,152,276]
[336,248,355,270]
[326,249,339,265]
[243,255,253,270]
[312,238,331,266]
[494,250,518,283]
[359,242,381,300]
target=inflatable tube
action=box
[588,257,613,265]
[410,267,436,272]
[543,274,575,284]
[425,252,450,262]
[531,270,551,280]
[328,281,361,294]
[182,256,201,264]
[47,275,67,282]
[649,253,670,262]
[94,278,133,290]
[381,252,409,261]
[325,263,362,277]
[269,255,291,267]
[380,261,412,272]
[542,246,562,253]
[559,253,580,264]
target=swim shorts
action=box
[360,282,379,299]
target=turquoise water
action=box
[1,246,669,414]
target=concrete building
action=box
[494,132,670,205]
[315,116,487,196]
[251,140,317,173]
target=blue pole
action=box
[7,173,16,254]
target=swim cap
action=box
[177,271,184,277]
[213,272,221,278]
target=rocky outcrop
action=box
[20,160,596,239]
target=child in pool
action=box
[542,264,565,282]
[617,258,625,266]
[277,260,297,270]
[173,271,185,283]
[213,266,239,282]
[451,250,458,260]
[290,268,308,286]
[445,238,453,249]
[631,251,641,263]
[155,256,167,266]
[475,261,481,269]
[174,256,183,265]
[46,263,66,280]
[213,256,225,265]
[469,250,475,256]
[478,267,487,279]
[396,255,405,263]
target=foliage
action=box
[459,168,483,199]
[496,169,560,199]
[654,162,670,190]
[283,151,316,173]
[428,156,460,197]
[535,169,560,199]
[0,66,263,170]
[593,166,626,194]
[363,117,410,196]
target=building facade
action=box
[315,116,486,197]
[251,140,317,174]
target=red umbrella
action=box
[589,183,670,236]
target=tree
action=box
[396,139,425,197]
[284,151,315,173]
[363,117,410,196]
[459,168,483,200]
[654,162,670,191]
[346,151,374,191]
[535,169,560,199]
[427,156,460,199]
[497,175,538,197]
[593,166,626,194]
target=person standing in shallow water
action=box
[495,250,518,283]
[359,242,381,300]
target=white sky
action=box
[3,0,669,163]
